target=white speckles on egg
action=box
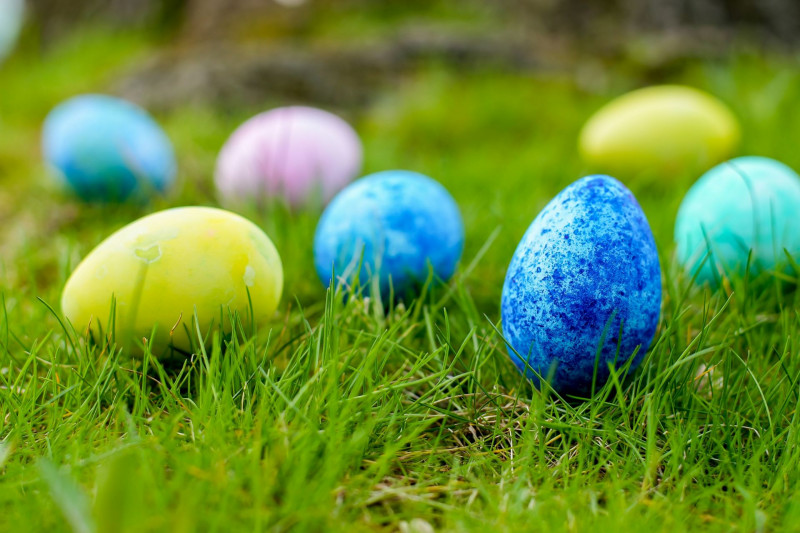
[224,287,236,306]
[501,175,662,397]
[313,170,465,300]
[243,265,256,287]
[135,244,162,264]
[384,230,418,257]
[131,227,179,254]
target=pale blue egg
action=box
[0,0,23,63]
[675,156,800,285]
[313,170,464,301]
[43,95,176,202]
[501,175,661,397]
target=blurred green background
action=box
[4,1,800,531]
[6,0,800,315]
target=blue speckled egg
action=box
[501,175,662,397]
[43,94,176,202]
[314,170,464,300]
[675,156,800,285]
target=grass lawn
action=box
[3,27,800,532]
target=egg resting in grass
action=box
[61,207,283,354]
[0,0,23,63]
[215,106,363,208]
[579,85,740,178]
[313,170,464,301]
[675,156,800,285]
[501,175,662,397]
[43,94,176,202]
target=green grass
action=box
[3,28,800,532]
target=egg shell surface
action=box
[579,85,740,177]
[313,170,464,300]
[215,106,363,207]
[675,156,800,285]
[43,94,176,202]
[501,175,662,397]
[61,207,283,353]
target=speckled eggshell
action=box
[215,106,363,207]
[579,85,740,177]
[501,175,661,397]
[43,94,176,202]
[313,170,464,300]
[675,156,800,285]
[0,0,23,62]
[61,207,283,354]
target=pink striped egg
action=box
[215,106,363,208]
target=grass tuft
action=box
[3,27,800,533]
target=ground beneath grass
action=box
[3,28,800,532]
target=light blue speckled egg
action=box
[313,170,464,301]
[675,156,800,285]
[501,175,661,397]
[43,94,176,202]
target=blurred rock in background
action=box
[23,0,800,109]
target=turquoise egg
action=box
[43,95,176,202]
[675,156,800,284]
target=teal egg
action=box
[675,156,800,284]
[43,95,176,202]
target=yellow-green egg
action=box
[61,207,283,354]
[579,85,740,178]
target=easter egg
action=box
[501,175,661,397]
[215,106,363,207]
[675,156,800,285]
[313,170,464,300]
[43,94,176,202]
[0,0,23,63]
[579,85,740,177]
[61,207,283,354]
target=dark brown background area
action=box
[22,0,800,110]
[26,0,800,44]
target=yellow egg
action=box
[579,85,740,177]
[61,207,283,354]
